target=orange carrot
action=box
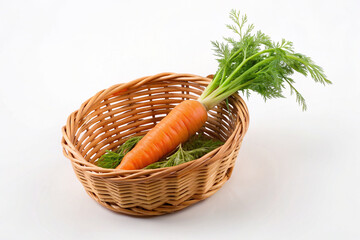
[116,100,207,170]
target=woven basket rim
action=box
[61,72,249,181]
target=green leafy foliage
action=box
[199,9,331,111]
[94,150,123,169]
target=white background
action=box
[1,0,359,239]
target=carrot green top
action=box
[198,10,331,111]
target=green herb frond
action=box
[199,9,331,111]
[211,40,231,61]
[94,150,122,169]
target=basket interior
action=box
[73,79,239,165]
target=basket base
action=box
[86,170,232,217]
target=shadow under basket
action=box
[61,73,249,217]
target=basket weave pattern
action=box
[61,73,249,216]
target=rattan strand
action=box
[61,73,249,216]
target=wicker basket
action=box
[61,72,249,216]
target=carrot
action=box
[115,10,330,170]
[116,100,207,170]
